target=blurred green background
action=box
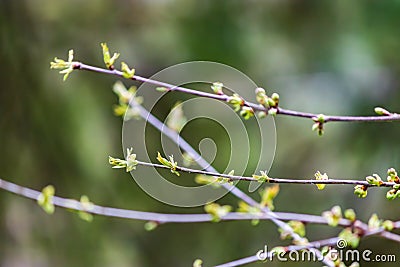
[1,1,400,266]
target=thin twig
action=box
[136,160,395,187]
[0,177,353,225]
[75,62,400,123]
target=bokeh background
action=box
[1,1,400,266]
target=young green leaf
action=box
[121,62,135,79]
[101,43,120,69]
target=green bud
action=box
[211,82,224,95]
[332,205,342,218]
[271,93,280,106]
[311,121,324,136]
[339,228,360,248]
[37,185,55,214]
[344,209,356,222]
[387,167,397,177]
[252,171,269,183]
[386,189,398,200]
[78,195,94,222]
[316,114,325,123]
[193,259,203,267]
[268,108,277,116]
[144,221,158,231]
[322,206,342,227]
[227,94,244,112]
[311,123,319,132]
[257,111,267,119]
[374,107,391,116]
[156,86,169,92]
[387,167,399,183]
[267,97,276,108]
[240,106,254,120]
[255,87,267,105]
[368,213,381,230]
[354,185,368,198]
[255,87,266,95]
[382,220,394,231]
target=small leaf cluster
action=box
[204,203,232,222]
[279,220,306,240]
[112,81,143,120]
[252,171,269,183]
[101,43,120,70]
[210,82,255,120]
[195,172,233,188]
[338,228,360,248]
[353,184,368,198]
[354,167,400,199]
[386,168,400,200]
[312,114,326,136]
[37,185,55,214]
[322,205,343,227]
[211,82,224,95]
[101,43,135,78]
[322,206,361,248]
[50,50,78,81]
[157,152,180,176]
[368,213,394,231]
[109,147,138,172]
[237,201,262,225]
[255,87,280,117]
[259,184,280,210]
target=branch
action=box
[0,177,347,224]
[123,159,396,188]
[72,62,400,123]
